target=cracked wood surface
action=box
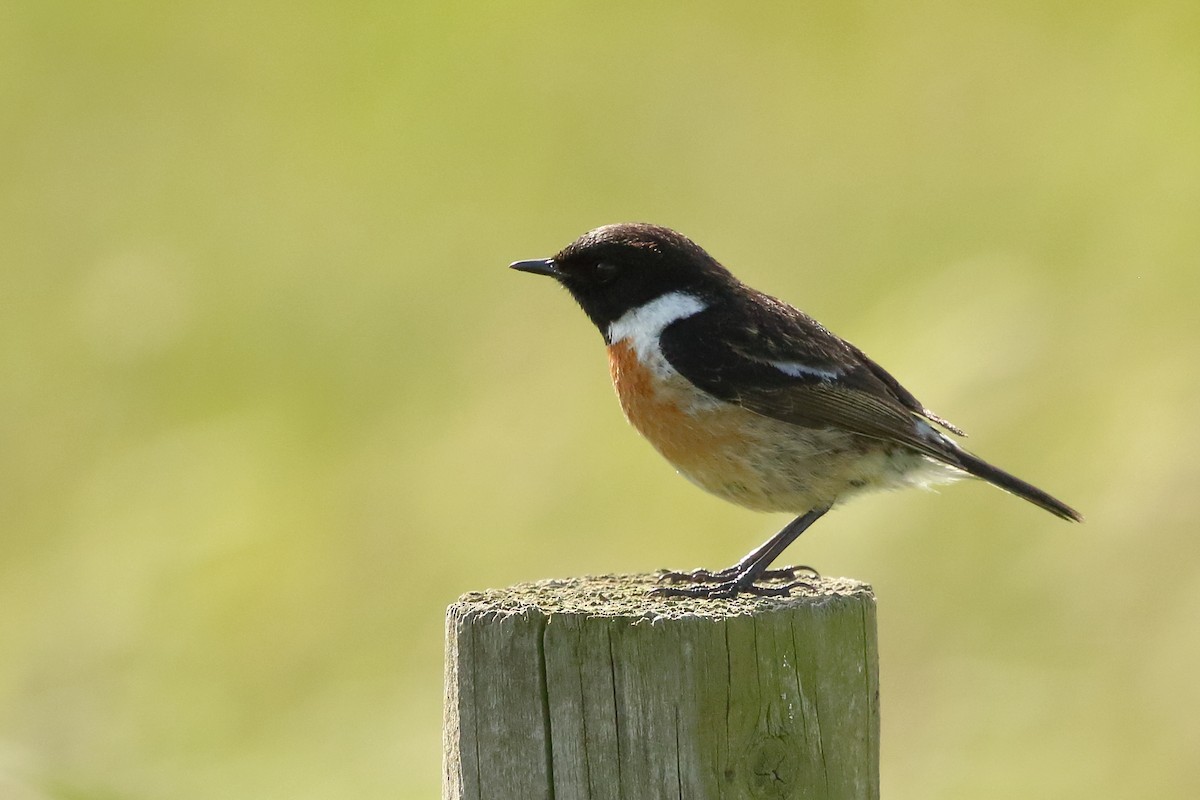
[443,573,879,800]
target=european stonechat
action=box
[511,223,1081,598]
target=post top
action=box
[450,572,873,622]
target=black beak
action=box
[509,258,559,278]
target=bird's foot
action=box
[655,564,819,584]
[649,579,801,599]
[650,565,819,599]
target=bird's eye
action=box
[594,261,619,283]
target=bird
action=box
[510,223,1082,598]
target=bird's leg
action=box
[657,507,828,584]
[653,505,831,598]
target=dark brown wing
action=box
[659,292,963,462]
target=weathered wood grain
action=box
[444,573,878,800]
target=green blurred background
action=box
[2,2,1197,798]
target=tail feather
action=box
[951,448,1083,522]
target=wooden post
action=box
[443,573,879,800]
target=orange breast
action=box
[607,340,690,449]
[606,340,762,490]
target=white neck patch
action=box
[607,291,707,356]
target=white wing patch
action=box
[769,361,841,381]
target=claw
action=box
[656,564,820,586]
[650,572,817,600]
[650,579,810,599]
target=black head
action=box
[510,223,738,334]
